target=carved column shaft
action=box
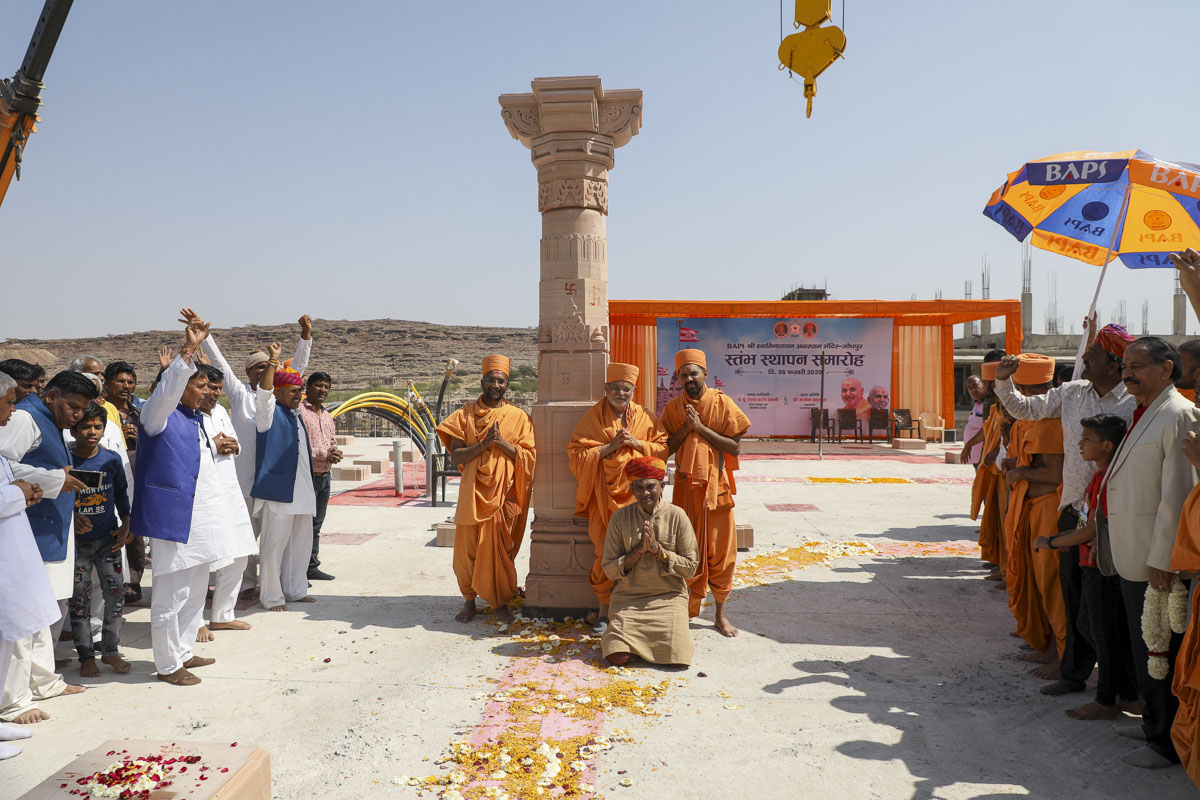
[500,76,642,615]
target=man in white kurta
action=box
[0,376,61,757]
[252,356,317,612]
[0,373,93,722]
[142,337,255,686]
[196,365,257,635]
[196,315,312,590]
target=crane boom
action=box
[0,0,74,207]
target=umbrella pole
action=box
[1071,185,1132,380]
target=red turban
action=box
[273,368,302,388]
[1095,324,1135,359]
[674,349,706,372]
[606,362,639,385]
[482,355,510,377]
[625,457,667,482]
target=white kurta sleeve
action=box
[202,334,256,419]
[256,387,277,433]
[0,410,67,497]
[995,378,1065,421]
[291,336,312,375]
[141,356,198,437]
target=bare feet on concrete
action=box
[101,654,131,674]
[456,599,477,623]
[1066,700,1123,720]
[12,708,49,724]
[196,626,215,642]
[714,603,738,638]
[209,620,252,631]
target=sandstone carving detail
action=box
[538,177,609,214]
[541,233,607,264]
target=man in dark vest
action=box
[134,313,244,686]
[0,371,94,723]
[250,342,317,612]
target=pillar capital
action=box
[500,75,643,152]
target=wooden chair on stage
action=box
[810,408,834,442]
[836,408,863,442]
[867,408,891,440]
[892,408,922,439]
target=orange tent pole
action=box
[941,324,955,427]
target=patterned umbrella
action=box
[984,149,1200,272]
[984,149,1200,365]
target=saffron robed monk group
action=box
[964,248,1200,788]
[437,347,750,657]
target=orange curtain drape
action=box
[895,325,943,422]
[611,321,656,411]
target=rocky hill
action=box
[0,318,539,406]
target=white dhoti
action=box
[258,509,313,609]
[241,496,261,588]
[209,557,248,624]
[150,565,209,675]
[0,552,74,721]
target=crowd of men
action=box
[964,247,1200,786]
[0,311,343,760]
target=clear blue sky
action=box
[3,0,1198,339]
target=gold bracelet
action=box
[268,359,281,367]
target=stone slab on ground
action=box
[736,523,753,550]
[6,438,1191,799]
[331,464,370,481]
[18,740,270,799]
[352,458,387,474]
[891,437,927,450]
[334,435,355,446]
[435,522,456,547]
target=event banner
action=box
[654,317,894,437]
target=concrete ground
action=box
[6,438,1197,799]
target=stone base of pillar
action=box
[522,517,597,618]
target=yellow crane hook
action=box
[778,0,846,117]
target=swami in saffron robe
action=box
[568,399,668,605]
[660,388,751,617]
[1171,483,1200,787]
[970,404,1006,567]
[1004,418,1066,655]
[436,398,535,610]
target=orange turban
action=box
[625,457,667,482]
[1013,353,1055,385]
[980,362,998,381]
[605,362,639,385]
[481,355,510,377]
[674,349,706,372]
[273,368,302,388]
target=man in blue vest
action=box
[0,371,95,723]
[134,313,250,686]
[251,342,317,612]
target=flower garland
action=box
[1142,578,1189,680]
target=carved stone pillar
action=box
[499,76,643,615]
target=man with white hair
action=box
[0,372,61,757]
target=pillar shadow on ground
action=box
[723,545,1189,800]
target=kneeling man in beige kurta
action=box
[601,457,699,667]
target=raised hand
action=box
[299,315,313,339]
[158,346,174,370]
[267,341,282,362]
[1171,248,1200,295]
[994,354,1020,381]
